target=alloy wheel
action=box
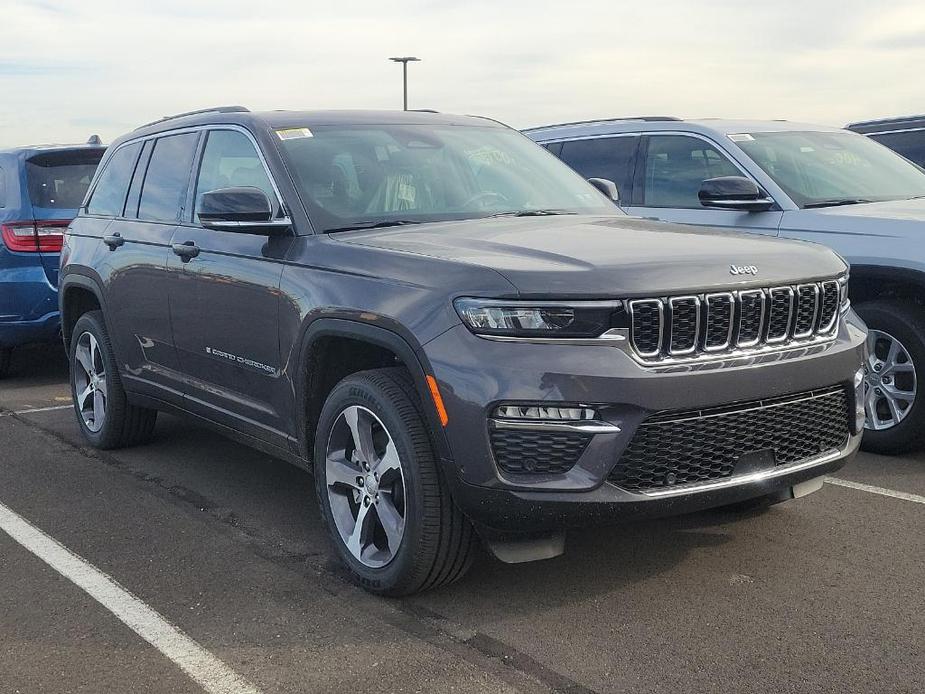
[864,329,917,431]
[73,331,108,433]
[325,405,407,568]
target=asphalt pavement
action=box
[1,344,922,694]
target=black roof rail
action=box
[135,105,250,130]
[523,116,681,132]
[846,114,925,132]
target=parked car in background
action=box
[0,137,105,377]
[527,117,925,454]
[847,115,925,168]
[60,107,866,595]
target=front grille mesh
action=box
[490,428,591,475]
[628,279,841,362]
[608,388,850,493]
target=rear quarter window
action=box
[26,149,103,209]
[87,142,142,217]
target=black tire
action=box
[314,367,476,596]
[855,301,925,454]
[69,310,157,449]
[0,347,11,379]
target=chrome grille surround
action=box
[627,279,842,365]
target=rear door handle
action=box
[172,241,200,262]
[103,233,124,250]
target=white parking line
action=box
[0,404,73,417]
[825,477,925,505]
[0,501,262,694]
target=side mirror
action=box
[588,177,620,203]
[699,176,774,212]
[198,187,290,235]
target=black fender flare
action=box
[293,315,453,462]
[58,271,108,345]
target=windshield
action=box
[276,124,616,231]
[734,130,925,208]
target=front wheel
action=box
[69,311,158,449]
[855,301,925,454]
[314,368,476,596]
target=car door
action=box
[87,133,198,403]
[623,133,783,235]
[556,135,640,206]
[167,127,294,445]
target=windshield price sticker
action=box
[276,127,313,140]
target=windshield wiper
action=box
[486,209,577,218]
[803,198,872,209]
[324,220,424,233]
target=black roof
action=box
[846,115,925,134]
[125,106,506,142]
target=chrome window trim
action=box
[668,295,701,355]
[628,299,664,358]
[793,283,820,339]
[736,289,766,349]
[703,292,735,352]
[765,286,795,344]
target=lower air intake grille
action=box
[608,387,850,493]
[490,429,591,475]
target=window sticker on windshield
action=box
[398,183,416,204]
[276,128,313,140]
[728,133,754,142]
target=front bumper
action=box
[425,310,867,532]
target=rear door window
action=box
[559,136,639,201]
[87,143,142,217]
[641,135,741,208]
[193,130,276,222]
[138,133,199,223]
[26,150,103,209]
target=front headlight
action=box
[454,298,622,338]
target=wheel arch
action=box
[849,265,925,307]
[294,317,452,463]
[60,273,107,348]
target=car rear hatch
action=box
[23,147,105,286]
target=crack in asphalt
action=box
[3,411,601,694]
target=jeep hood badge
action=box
[730,264,759,276]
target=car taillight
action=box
[1,220,69,252]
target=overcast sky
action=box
[2,0,924,147]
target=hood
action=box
[338,215,846,297]
[793,197,925,240]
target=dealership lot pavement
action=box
[1,345,923,694]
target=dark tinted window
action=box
[138,133,199,223]
[559,136,638,200]
[26,149,104,209]
[194,130,275,221]
[87,143,141,217]
[643,135,740,208]
[871,131,925,168]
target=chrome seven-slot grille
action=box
[628,279,842,362]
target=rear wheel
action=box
[855,301,925,454]
[0,347,11,379]
[69,311,157,449]
[314,368,476,596]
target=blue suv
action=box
[0,138,104,376]
[527,117,925,454]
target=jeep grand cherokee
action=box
[60,107,867,595]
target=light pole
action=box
[389,57,421,110]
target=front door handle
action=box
[172,241,200,262]
[103,233,124,250]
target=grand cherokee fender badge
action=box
[730,264,759,276]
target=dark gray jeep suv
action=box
[61,107,867,595]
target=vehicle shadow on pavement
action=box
[1,343,69,385]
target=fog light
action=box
[494,405,597,421]
[854,367,866,432]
